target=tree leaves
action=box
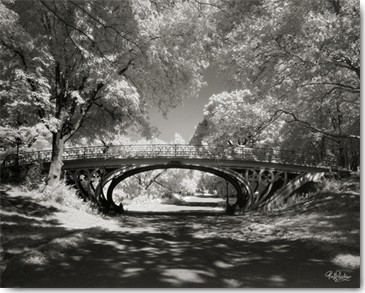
[192,90,283,147]
[195,0,360,167]
[0,0,212,150]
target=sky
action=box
[148,68,229,143]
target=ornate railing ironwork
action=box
[1,144,337,168]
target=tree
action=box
[170,132,186,144]
[206,0,360,168]
[115,168,201,204]
[190,90,283,148]
[0,0,214,185]
[196,173,224,195]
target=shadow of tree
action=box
[1,183,360,288]
[0,189,74,275]
[2,213,360,288]
[265,190,360,255]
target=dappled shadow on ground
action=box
[0,188,72,275]
[2,212,360,288]
[265,190,360,255]
[1,182,360,288]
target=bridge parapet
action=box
[1,144,337,168]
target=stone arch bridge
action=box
[2,144,336,214]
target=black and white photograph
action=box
[0,0,360,288]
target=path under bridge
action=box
[2,144,337,214]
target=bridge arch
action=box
[2,143,333,214]
[104,163,253,213]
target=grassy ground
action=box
[0,174,360,288]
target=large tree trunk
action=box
[350,151,360,171]
[337,139,349,169]
[47,131,65,186]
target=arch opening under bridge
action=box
[101,163,253,214]
[2,144,332,214]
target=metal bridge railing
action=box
[1,144,338,168]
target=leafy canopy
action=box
[0,0,214,148]
[192,0,359,167]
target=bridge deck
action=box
[59,157,330,173]
[2,144,336,172]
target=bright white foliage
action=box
[195,90,282,147]
[192,0,359,165]
[212,0,359,140]
[170,133,186,145]
[0,0,214,153]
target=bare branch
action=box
[144,170,166,190]
[274,109,360,140]
[331,59,360,79]
[299,81,360,93]
[69,0,146,56]
[64,82,105,141]
[0,39,28,70]
[38,0,112,62]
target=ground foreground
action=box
[0,176,360,288]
